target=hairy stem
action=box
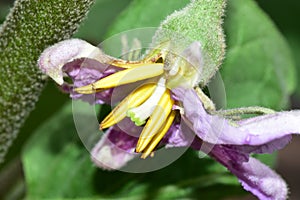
[0,0,95,163]
[213,106,276,119]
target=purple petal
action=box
[38,39,125,104]
[162,122,195,148]
[63,58,118,87]
[62,58,121,104]
[172,87,245,144]
[38,39,105,85]
[229,136,292,155]
[91,126,138,170]
[237,111,300,147]
[210,145,288,200]
[172,87,300,154]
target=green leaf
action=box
[221,0,296,109]
[286,35,300,96]
[106,0,190,37]
[75,0,132,43]
[255,0,300,96]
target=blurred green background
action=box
[0,0,300,199]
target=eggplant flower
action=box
[39,38,300,200]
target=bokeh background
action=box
[0,0,300,199]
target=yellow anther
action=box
[141,110,176,159]
[100,84,156,129]
[135,90,174,153]
[75,63,163,94]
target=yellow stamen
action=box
[135,90,174,153]
[75,63,163,94]
[100,84,156,129]
[141,110,176,159]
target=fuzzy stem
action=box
[0,0,95,163]
[213,106,276,118]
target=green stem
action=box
[0,0,95,163]
[213,106,276,119]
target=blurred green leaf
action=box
[75,0,132,43]
[22,103,98,199]
[106,0,190,37]
[256,0,300,97]
[221,0,296,109]
[286,35,300,96]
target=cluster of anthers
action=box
[74,41,207,158]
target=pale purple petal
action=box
[237,111,300,147]
[229,136,292,155]
[162,122,195,148]
[38,39,125,104]
[210,145,287,200]
[172,87,249,144]
[38,39,105,85]
[238,158,287,200]
[172,87,300,154]
[62,58,121,104]
[91,126,138,170]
